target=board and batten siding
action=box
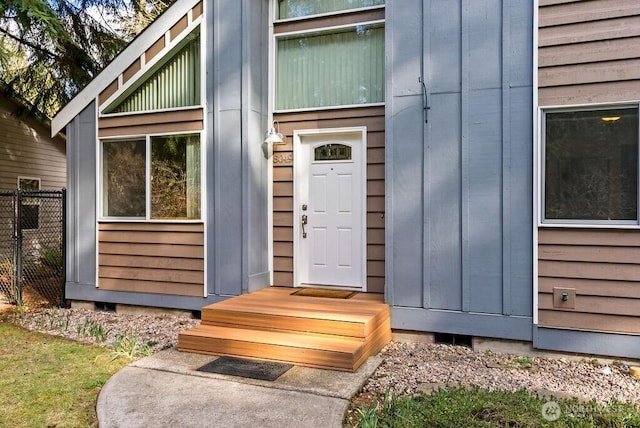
[386,0,534,341]
[98,223,204,297]
[0,97,65,191]
[538,0,640,106]
[273,106,385,293]
[537,1,640,336]
[538,229,640,335]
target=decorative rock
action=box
[630,366,640,380]
[416,382,446,395]
[600,366,612,375]
[486,361,503,369]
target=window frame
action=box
[274,3,385,22]
[18,176,41,231]
[540,103,640,228]
[272,2,385,113]
[99,130,204,223]
[17,176,41,191]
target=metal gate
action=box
[0,189,65,307]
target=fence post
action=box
[62,188,67,306]
[14,189,22,306]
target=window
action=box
[543,107,639,223]
[277,0,384,19]
[104,28,201,114]
[276,25,384,110]
[274,2,384,111]
[18,177,40,191]
[18,177,41,230]
[314,143,352,161]
[102,134,201,220]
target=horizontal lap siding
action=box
[0,98,66,191]
[98,108,204,137]
[538,229,640,335]
[537,0,640,336]
[273,106,385,292]
[98,222,204,296]
[538,0,640,106]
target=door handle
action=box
[301,214,308,238]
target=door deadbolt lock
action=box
[301,214,308,238]
[302,204,307,211]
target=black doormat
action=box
[197,357,293,381]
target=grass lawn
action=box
[0,320,128,427]
[354,387,640,428]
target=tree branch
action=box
[0,27,61,60]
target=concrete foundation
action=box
[70,300,96,310]
[115,303,193,318]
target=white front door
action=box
[294,128,367,290]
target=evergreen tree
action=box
[0,0,172,118]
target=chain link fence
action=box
[0,189,65,307]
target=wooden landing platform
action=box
[178,287,391,372]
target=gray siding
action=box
[65,0,269,309]
[66,102,97,289]
[535,327,640,360]
[387,0,534,340]
[0,97,65,191]
[207,0,269,297]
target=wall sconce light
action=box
[263,121,284,158]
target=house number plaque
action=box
[273,153,293,164]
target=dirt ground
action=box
[0,301,14,316]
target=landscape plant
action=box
[353,387,640,428]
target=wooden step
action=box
[201,288,389,338]
[178,287,392,371]
[178,325,366,371]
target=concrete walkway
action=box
[97,349,381,428]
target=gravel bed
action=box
[8,307,200,355]
[362,341,640,403]
[6,307,640,416]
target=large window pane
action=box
[103,140,146,217]
[544,108,639,221]
[150,134,201,219]
[276,25,384,110]
[278,0,384,19]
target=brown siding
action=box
[145,36,166,64]
[538,0,640,105]
[99,79,119,106]
[123,58,142,84]
[0,98,66,191]
[98,222,204,297]
[98,108,204,137]
[192,1,203,19]
[273,106,385,292]
[170,15,189,41]
[538,228,640,335]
